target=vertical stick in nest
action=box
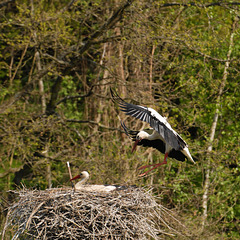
[66,161,74,189]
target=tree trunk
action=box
[46,76,63,115]
[148,45,156,187]
[201,16,238,232]
[35,51,46,114]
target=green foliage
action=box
[0,0,240,239]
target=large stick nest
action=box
[3,187,187,239]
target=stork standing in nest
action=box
[110,88,195,176]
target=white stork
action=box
[70,171,124,192]
[110,88,195,176]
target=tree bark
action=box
[46,76,63,115]
[148,45,156,187]
[93,42,110,132]
[201,16,238,232]
[35,51,46,114]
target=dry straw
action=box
[2,187,187,239]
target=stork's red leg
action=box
[139,153,168,177]
[138,163,161,171]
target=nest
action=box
[3,187,187,239]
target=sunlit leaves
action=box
[0,0,240,238]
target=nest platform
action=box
[2,186,186,239]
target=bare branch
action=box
[0,0,133,114]
[78,0,134,55]
[56,86,94,106]
[60,0,76,13]
[160,2,240,8]
[0,0,15,8]
[42,53,70,65]
[0,166,24,178]
[66,119,122,131]
[0,64,54,114]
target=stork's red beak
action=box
[70,174,80,181]
[132,139,140,153]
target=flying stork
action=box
[110,88,195,176]
[70,171,125,192]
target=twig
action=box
[56,86,94,105]
[67,162,74,189]
[65,119,123,131]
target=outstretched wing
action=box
[121,121,188,161]
[121,121,166,154]
[120,120,139,140]
[111,88,186,150]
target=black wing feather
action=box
[120,121,138,140]
[111,88,185,150]
[168,149,186,162]
[121,121,165,153]
[121,121,186,162]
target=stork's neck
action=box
[75,177,88,188]
[138,130,165,142]
[148,130,163,141]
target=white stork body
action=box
[70,171,118,192]
[134,129,194,162]
[110,88,195,176]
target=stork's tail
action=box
[182,147,195,164]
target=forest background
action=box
[0,0,239,239]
